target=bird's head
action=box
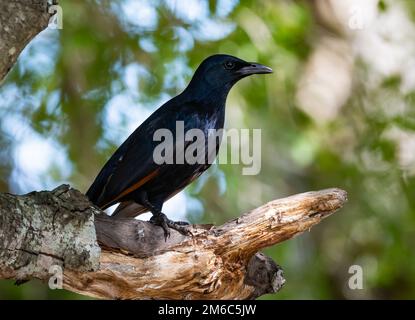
[186,54,273,99]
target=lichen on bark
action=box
[0,185,100,282]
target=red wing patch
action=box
[102,168,160,208]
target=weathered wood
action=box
[0,185,347,299]
[0,0,349,301]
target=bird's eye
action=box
[224,61,235,70]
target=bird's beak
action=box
[237,62,273,76]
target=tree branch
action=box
[0,185,347,299]
[0,0,53,83]
[0,185,100,281]
[0,0,349,301]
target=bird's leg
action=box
[150,213,170,240]
[150,213,192,241]
[139,194,191,241]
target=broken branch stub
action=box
[0,186,347,299]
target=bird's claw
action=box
[150,213,192,241]
[166,220,193,237]
[170,220,190,226]
[150,213,170,240]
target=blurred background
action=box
[1,0,415,299]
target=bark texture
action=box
[0,185,100,282]
[0,185,347,299]
[0,0,349,301]
[0,0,53,83]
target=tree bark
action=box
[0,0,53,83]
[0,185,347,299]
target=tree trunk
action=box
[0,185,347,299]
[0,0,348,300]
[0,0,53,83]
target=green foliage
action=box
[1,0,415,299]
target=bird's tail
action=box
[111,201,149,218]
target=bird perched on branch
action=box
[86,54,272,239]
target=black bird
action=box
[86,54,272,238]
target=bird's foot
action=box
[150,213,192,241]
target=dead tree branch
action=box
[0,185,347,299]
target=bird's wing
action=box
[86,132,158,209]
[87,109,171,209]
[87,102,199,209]
[85,138,132,206]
